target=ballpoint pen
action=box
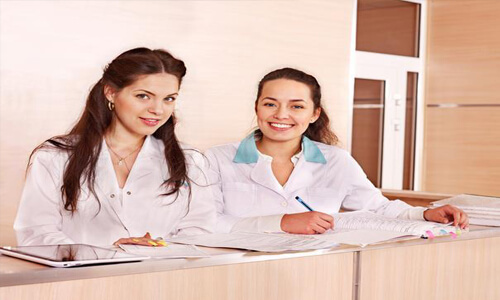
[295,196,314,212]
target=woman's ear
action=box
[103,84,116,102]
[311,107,321,123]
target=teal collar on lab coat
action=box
[233,132,327,164]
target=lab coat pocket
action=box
[306,187,342,214]
[222,182,256,217]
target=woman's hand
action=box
[424,204,469,229]
[281,212,334,234]
[113,232,166,247]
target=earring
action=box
[107,101,115,111]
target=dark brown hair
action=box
[255,67,338,145]
[30,47,188,213]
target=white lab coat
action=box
[206,134,426,233]
[14,136,216,246]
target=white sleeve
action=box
[231,214,285,233]
[174,151,216,236]
[205,149,285,233]
[13,150,75,246]
[340,154,425,220]
[397,206,427,220]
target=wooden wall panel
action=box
[423,0,500,196]
[0,1,355,245]
[426,0,500,104]
[423,107,500,196]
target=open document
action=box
[167,232,340,252]
[285,211,444,247]
[119,243,210,258]
[167,211,462,252]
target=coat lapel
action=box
[94,140,125,227]
[283,156,315,195]
[94,136,157,231]
[123,136,155,187]
[250,158,285,196]
[234,132,326,197]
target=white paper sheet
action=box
[119,243,210,258]
[308,229,418,247]
[167,232,340,252]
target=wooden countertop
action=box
[2,226,499,288]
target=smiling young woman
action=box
[206,67,468,234]
[14,48,215,247]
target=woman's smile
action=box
[269,122,294,130]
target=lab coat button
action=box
[281,201,288,207]
[126,191,131,195]
[110,194,115,198]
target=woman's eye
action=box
[164,96,176,102]
[263,103,276,107]
[136,94,150,100]
[292,105,304,109]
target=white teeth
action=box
[270,123,292,128]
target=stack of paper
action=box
[431,194,500,226]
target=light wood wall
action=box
[423,0,500,196]
[0,1,356,245]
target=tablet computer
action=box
[0,244,150,268]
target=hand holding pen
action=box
[280,196,334,234]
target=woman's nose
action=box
[148,100,164,115]
[273,106,289,119]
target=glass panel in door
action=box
[356,0,421,57]
[351,78,385,188]
[402,72,418,190]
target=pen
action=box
[295,196,314,211]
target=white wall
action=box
[0,0,355,245]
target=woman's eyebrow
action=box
[133,90,178,97]
[133,89,156,96]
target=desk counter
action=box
[1,227,499,300]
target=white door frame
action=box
[349,0,427,190]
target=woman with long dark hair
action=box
[14,48,215,246]
[207,67,468,234]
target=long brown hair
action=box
[29,47,188,213]
[255,67,338,145]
